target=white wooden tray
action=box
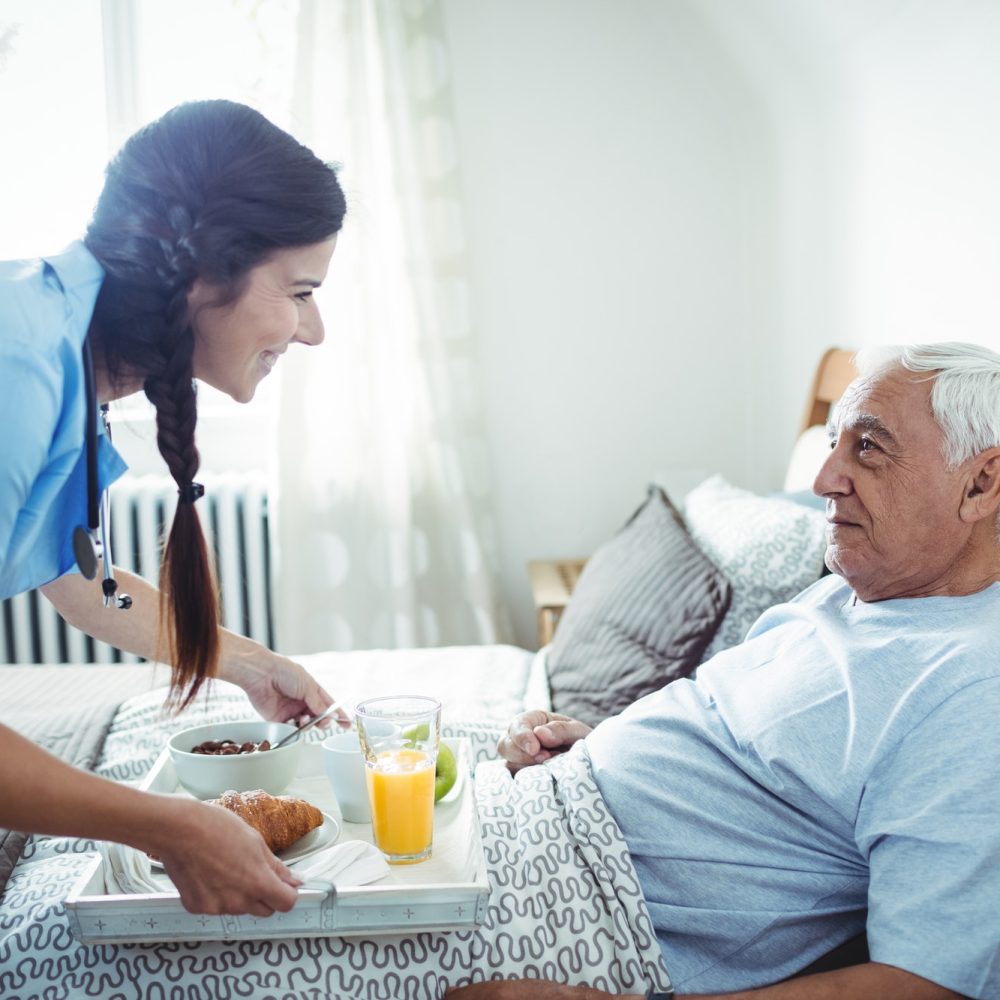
[65,738,489,943]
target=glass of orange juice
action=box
[355,696,441,864]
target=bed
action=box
[0,349,858,999]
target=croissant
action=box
[209,789,324,853]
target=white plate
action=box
[281,812,340,866]
[150,811,340,871]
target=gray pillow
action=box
[546,486,731,727]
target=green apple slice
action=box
[434,742,458,802]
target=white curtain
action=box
[273,0,510,653]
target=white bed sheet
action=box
[295,643,538,722]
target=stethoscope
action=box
[71,338,132,610]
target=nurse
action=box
[0,100,348,915]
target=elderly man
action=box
[448,343,1000,1000]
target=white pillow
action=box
[684,475,828,660]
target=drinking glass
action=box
[355,696,441,864]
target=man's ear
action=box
[959,447,1000,524]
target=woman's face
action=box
[187,237,338,403]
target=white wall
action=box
[440,0,780,647]
[839,2,1000,352]
[700,0,1000,365]
[442,0,1000,649]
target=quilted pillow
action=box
[546,485,732,728]
[684,475,828,660]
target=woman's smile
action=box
[188,237,337,403]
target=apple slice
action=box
[402,725,458,802]
[434,742,458,802]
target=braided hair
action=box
[84,100,346,708]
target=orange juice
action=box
[366,748,435,861]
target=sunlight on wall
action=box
[131,0,298,134]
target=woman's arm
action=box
[41,568,347,725]
[0,722,300,915]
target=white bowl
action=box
[168,720,302,799]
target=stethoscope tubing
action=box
[76,337,130,609]
[82,336,100,533]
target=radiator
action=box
[0,472,275,664]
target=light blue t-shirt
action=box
[587,574,1000,998]
[0,242,128,599]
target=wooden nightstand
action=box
[527,558,587,648]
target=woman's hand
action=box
[43,571,349,728]
[0,724,304,919]
[233,650,350,728]
[150,797,302,915]
[218,633,349,728]
[498,710,593,772]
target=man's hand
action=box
[444,964,965,1000]
[445,981,638,999]
[498,710,593,772]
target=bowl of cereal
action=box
[168,720,302,799]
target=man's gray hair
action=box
[855,342,1000,469]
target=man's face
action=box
[814,366,975,601]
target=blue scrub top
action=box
[0,242,128,599]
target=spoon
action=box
[273,703,342,749]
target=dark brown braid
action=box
[144,282,218,708]
[84,100,346,709]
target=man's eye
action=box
[294,291,313,302]
[859,437,875,452]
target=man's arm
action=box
[444,963,965,998]
[489,715,969,999]
[41,568,347,725]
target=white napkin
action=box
[100,839,388,896]
[291,840,389,885]
[101,841,166,895]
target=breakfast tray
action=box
[65,738,489,944]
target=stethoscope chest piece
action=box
[72,525,100,581]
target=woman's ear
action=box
[186,278,229,333]
[186,277,211,315]
[959,448,1000,524]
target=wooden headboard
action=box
[799,348,857,433]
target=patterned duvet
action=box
[0,686,671,1000]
